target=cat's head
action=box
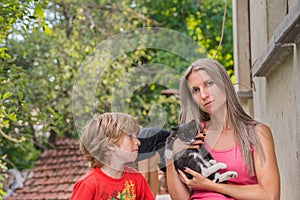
[175,119,199,144]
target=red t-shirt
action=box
[70,166,155,200]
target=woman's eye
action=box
[191,88,200,94]
[206,81,214,87]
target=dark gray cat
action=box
[165,119,238,183]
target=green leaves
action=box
[0,0,233,179]
[7,113,17,122]
[2,92,12,100]
[34,4,44,19]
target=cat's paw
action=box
[209,159,217,164]
[165,149,173,160]
[218,163,227,169]
[229,171,238,178]
[214,171,238,183]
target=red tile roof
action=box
[6,138,88,200]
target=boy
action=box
[70,112,155,200]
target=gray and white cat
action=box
[165,119,238,183]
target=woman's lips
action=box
[204,100,213,107]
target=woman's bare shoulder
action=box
[254,123,274,143]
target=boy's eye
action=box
[127,134,137,139]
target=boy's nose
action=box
[136,138,141,146]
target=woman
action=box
[166,58,280,199]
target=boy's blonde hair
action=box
[79,112,140,168]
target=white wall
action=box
[263,51,300,199]
[250,3,300,199]
[233,0,300,199]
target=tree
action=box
[1,0,233,178]
[0,0,50,197]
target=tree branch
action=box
[0,126,25,143]
[84,4,161,26]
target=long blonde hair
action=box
[79,112,140,167]
[179,58,264,175]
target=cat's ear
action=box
[171,126,179,132]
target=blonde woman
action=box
[70,112,154,200]
[166,58,280,199]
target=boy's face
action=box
[114,132,141,163]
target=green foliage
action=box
[0,136,41,169]
[0,1,50,197]
[129,83,180,128]
[132,0,233,72]
[0,156,8,198]
[0,66,27,143]
[0,0,234,184]
[0,0,50,57]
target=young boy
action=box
[70,112,155,200]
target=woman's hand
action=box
[189,132,206,149]
[178,167,214,190]
[172,132,206,154]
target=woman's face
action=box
[187,69,226,115]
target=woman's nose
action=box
[200,87,210,99]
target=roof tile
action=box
[5,138,89,200]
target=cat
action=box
[165,119,238,183]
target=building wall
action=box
[233,0,300,199]
[251,2,300,199]
[265,51,300,199]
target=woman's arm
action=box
[165,138,191,200]
[166,161,191,200]
[179,123,280,200]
